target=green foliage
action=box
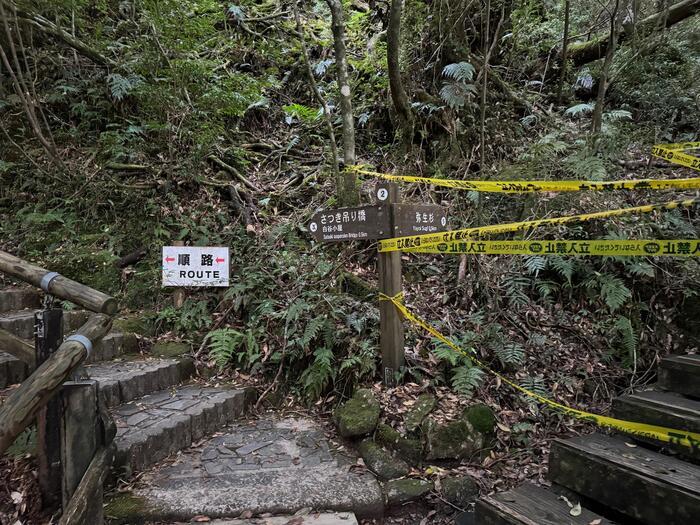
[157,299,212,334]
[451,366,484,398]
[611,315,638,365]
[565,103,594,118]
[519,376,549,405]
[107,73,145,101]
[284,103,321,124]
[494,343,525,368]
[439,62,476,109]
[206,327,260,369]
[588,273,632,313]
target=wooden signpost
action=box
[310,183,448,386]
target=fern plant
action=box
[206,328,245,368]
[439,62,476,109]
[452,365,484,398]
[519,376,549,406]
[494,343,525,368]
[107,73,144,101]
[611,315,638,367]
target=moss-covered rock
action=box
[104,493,156,524]
[375,423,423,465]
[404,393,437,432]
[463,403,496,435]
[358,439,411,481]
[334,388,381,438]
[338,271,375,300]
[425,419,486,461]
[113,312,157,337]
[441,475,479,507]
[151,341,191,358]
[384,478,433,505]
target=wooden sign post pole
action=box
[172,240,185,308]
[377,182,404,387]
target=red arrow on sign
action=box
[165,256,175,262]
[215,257,225,263]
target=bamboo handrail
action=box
[0,250,117,314]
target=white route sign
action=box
[162,246,230,287]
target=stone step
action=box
[0,330,138,388]
[0,309,89,339]
[112,385,256,478]
[475,482,615,525]
[118,416,384,520]
[0,287,41,313]
[84,331,139,364]
[612,389,700,459]
[0,351,27,388]
[658,354,700,398]
[85,356,195,407]
[548,433,700,525]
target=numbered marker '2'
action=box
[377,188,389,201]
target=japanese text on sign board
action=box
[162,246,230,287]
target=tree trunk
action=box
[325,0,358,205]
[387,0,413,150]
[294,6,340,186]
[592,0,621,133]
[556,0,571,102]
[566,0,699,66]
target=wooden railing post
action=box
[35,308,64,507]
[60,381,100,518]
[377,182,405,386]
[0,314,112,454]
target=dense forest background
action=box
[1,0,699,498]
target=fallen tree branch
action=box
[207,155,261,192]
[565,0,700,66]
[5,2,117,68]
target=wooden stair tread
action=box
[476,482,615,525]
[549,433,700,525]
[612,389,700,432]
[658,354,700,398]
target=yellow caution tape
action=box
[653,141,700,151]
[652,143,700,171]
[405,239,700,256]
[379,292,700,450]
[347,166,700,191]
[378,198,699,252]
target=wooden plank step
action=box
[549,433,700,525]
[475,482,616,525]
[658,354,700,398]
[612,389,700,459]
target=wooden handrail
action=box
[0,250,117,315]
[0,314,112,454]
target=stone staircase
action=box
[475,353,700,525]
[0,286,369,523]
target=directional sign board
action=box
[309,205,391,242]
[392,204,449,237]
[162,246,229,287]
